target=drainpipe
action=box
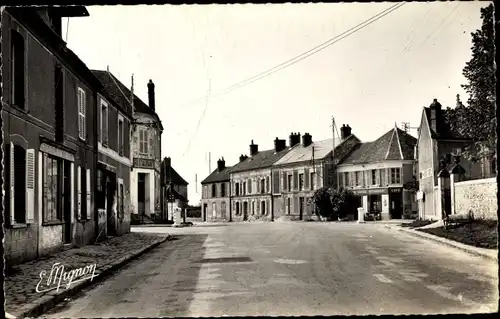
[270,169,274,222]
[94,91,99,240]
[229,175,232,222]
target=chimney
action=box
[289,132,301,147]
[217,157,225,171]
[239,154,248,162]
[340,124,347,140]
[274,137,287,152]
[302,133,312,147]
[250,140,259,156]
[345,125,352,138]
[147,79,155,111]
[429,98,441,133]
[164,157,171,168]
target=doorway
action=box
[138,173,146,218]
[299,197,304,220]
[203,203,208,221]
[62,161,72,244]
[389,189,403,219]
[243,201,248,220]
[287,197,291,215]
[106,172,117,236]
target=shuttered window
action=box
[80,166,87,219]
[273,171,280,194]
[282,172,287,192]
[293,170,298,190]
[78,88,86,140]
[139,129,148,154]
[8,144,32,225]
[304,168,310,189]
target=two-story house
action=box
[416,98,495,220]
[272,129,360,220]
[200,158,232,222]
[91,70,134,238]
[130,80,164,219]
[230,139,291,221]
[337,125,418,220]
[2,6,101,265]
[161,157,189,221]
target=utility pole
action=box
[195,174,198,193]
[209,152,211,174]
[401,122,419,134]
[331,116,336,158]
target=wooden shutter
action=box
[304,168,310,189]
[77,166,81,220]
[316,170,321,189]
[78,89,86,140]
[9,142,15,225]
[86,169,91,219]
[376,169,381,186]
[282,172,287,192]
[294,197,299,214]
[26,149,35,224]
[256,179,260,193]
[293,170,298,190]
[149,130,154,156]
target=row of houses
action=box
[1,6,186,266]
[201,98,496,222]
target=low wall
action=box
[454,177,497,220]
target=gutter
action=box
[94,91,99,239]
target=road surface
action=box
[46,222,498,317]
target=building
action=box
[161,157,189,220]
[2,6,102,265]
[416,98,495,220]
[200,158,232,222]
[230,139,291,221]
[272,130,360,220]
[336,124,418,220]
[91,70,135,238]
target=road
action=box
[46,222,498,317]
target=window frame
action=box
[391,168,401,184]
[42,154,64,223]
[78,87,86,141]
[139,128,149,155]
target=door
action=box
[106,173,117,236]
[243,202,248,220]
[389,190,403,219]
[62,161,72,244]
[299,197,304,220]
[287,198,291,215]
[138,173,146,217]
[203,203,208,221]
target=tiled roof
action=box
[201,166,233,184]
[165,166,189,185]
[92,70,163,130]
[230,148,290,173]
[423,107,468,140]
[339,127,417,165]
[274,137,342,166]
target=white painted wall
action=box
[362,195,368,212]
[131,167,156,216]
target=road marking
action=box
[273,258,307,265]
[373,274,393,283]
[378,259,396,267]
[400,274,422,282]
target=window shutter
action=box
[316,170,321,188]
[77,166,81,220]
[86,169,91,219]
[282,172,287,192]
[304,168,310,189]
[149,131,154,155]
[376,169,381,186]
[293,170,298,190]
[257,179,260,193]
[9,142,15,225]
[26,149,35,224]
[294,197,299,215]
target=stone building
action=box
[200,158,232,222]
[336,125,418,220]
[416,97,495,220]
[91,70,135,238]
[272,129,360,220]
[2,6,102,265]
[230,139,290,221]
[161,157,189,220]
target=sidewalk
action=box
[387,224,498,261]
[5,232,169,318]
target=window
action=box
[261,179,265,194]
[8,144,28,224]
[96,169,106,210]
[211,184,216,197]
[287,175,292,191]
[310,172,315,190]
[118,117,124,156]
[391,168,401,184]
[11,30,25,108]
[221,182,226,197]
[78,88,86,140]
[139,129,148,154]
[371,170,377,185]
[43,155,63,222]
[212,202,216,217]
[266,176,270,193]
[235,182,240,196]
[261,201,266,215]
[355,171,361,186]
[248,179,252,193]
[343,172,349,187]
[299,173,304,190]
[242,182,246,195]
[100,101,108,145]
[80,166,87,219]
[235,202,240,215]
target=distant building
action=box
[200,158,232,222]
[92,70,135,238]
[272,129,360,220]
[230,139,290,221]
[416,98,495,220]
[161,157,189,220]
[336,125,418,220]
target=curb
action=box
[390,225,498,261]
[13,235,170,318]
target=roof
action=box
[169,187,187,202]
[423,107,469,140]
[201,166,233,184]
[274,137,342,166]
[339,127,417,165]
[230,147,290,173]
[165,166,188,185]
[91,70,163,130]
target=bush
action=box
[312,187,359,220]
[312,187,334,219]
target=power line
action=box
[179,2,406,110]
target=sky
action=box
[63,1,489,205]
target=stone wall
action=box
[453,177,497,220]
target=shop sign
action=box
[133,158,155,169]
[389,188,402,194]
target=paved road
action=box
[46,222,498,317]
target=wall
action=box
[453,178,497,220]
[417,112,435,220]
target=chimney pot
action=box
[147,79,155,111]
[250,141,259,156]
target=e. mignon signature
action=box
[36,262,98,293]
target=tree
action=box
[312,187,334,219]
[449,4,496,161]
